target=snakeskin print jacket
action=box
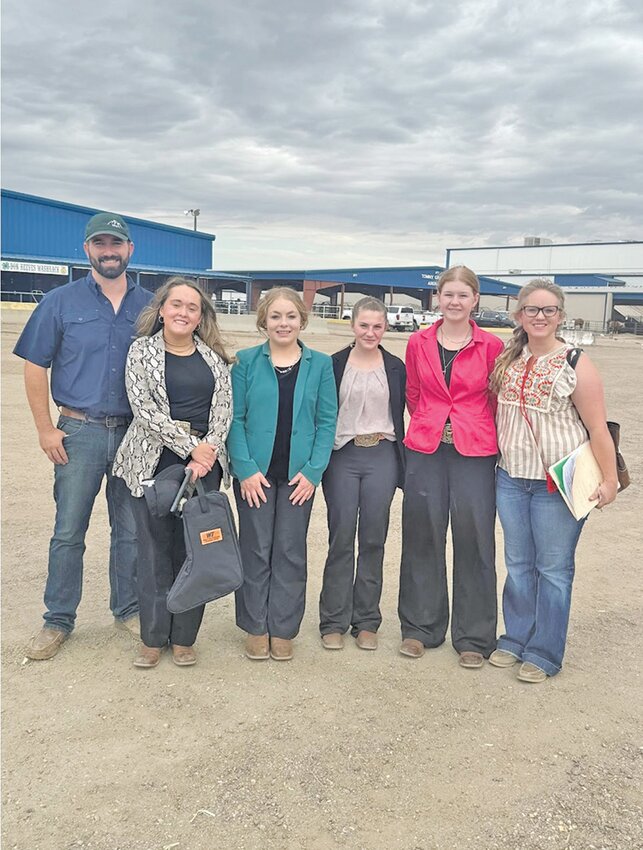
[113,330,232,496]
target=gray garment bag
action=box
[166,470,244,614]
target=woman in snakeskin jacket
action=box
[113,277,232,669]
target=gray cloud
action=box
[2,0,642,268]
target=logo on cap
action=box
[107,219,124,229]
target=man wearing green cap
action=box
[14,211,153,659]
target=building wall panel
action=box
[1,190,214,271]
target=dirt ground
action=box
[2,308,642,850]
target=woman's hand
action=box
[186,460,210,480]
[240,472,271,508]
[288,472,315,506]
[191,442,217,470]
[589,479,618,509]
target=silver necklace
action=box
[274,354,301,375]
[438,337,471,376]
[440,328,472,345]
[439,344,461,375]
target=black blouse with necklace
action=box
[437,341,460,387]
[156,349,215,473]
[267,359,301,481]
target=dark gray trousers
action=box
[132,464,222,648]
[398,445,498,656]
[319,440,399,636]
[234,477,314,640]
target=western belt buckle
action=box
[354,433,381,448]
[440,424,454,444]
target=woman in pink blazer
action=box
[398,266,504,668]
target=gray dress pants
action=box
[133,464,222,648]
[319,440,399,636]
[234,476,314,639]
[398,444,498,656]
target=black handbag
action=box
[166,477,244,614]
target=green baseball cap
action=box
[85,212,130,241]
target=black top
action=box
[267,360,301,481]
[437,341,460,388]
[165,350,215,435]
[156,350,215,474]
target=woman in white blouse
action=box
[489,278,617,683]
[319,297,406,651]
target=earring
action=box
[159,316,164,324]
[195,324,201,332]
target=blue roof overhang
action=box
[231,266,520,296]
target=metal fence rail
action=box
[0,289,45,303]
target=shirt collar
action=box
[86,270,135,295]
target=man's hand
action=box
[39,425,69,465]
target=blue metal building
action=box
[1,189,249,297]
[1,189,519,309]
[232,265,519,310]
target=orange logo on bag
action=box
[200,528,223,545]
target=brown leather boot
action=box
[399,638,425,658]
[245,633,269,660]
[172,645,197,666]
[133,645,163,668]
[270,637,293,661]
[25,627,68,661]
[356,630,378,651]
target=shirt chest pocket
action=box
[60,310,103,356]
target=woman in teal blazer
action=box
[228,288,337,661]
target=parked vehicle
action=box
[417,311,441,326]
[473,310,515,328]
[387,305,417,332]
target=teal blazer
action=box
[227,341,338,486]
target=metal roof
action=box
[2,189,216,273]
[231,266,520,296]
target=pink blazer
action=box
[404,320,504,457]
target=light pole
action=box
[184,208,200,231]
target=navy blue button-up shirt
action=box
[14,272,153,417]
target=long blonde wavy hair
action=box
[137,277,233,364]
[489,278,566,394]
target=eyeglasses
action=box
[521,305,561,318]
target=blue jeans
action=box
[44,415,138,633]
[495,467,585,676]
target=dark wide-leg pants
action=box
[234,476,314,640]
[319,440,399,636]
[132,464,222,648]
[398,444,498,656]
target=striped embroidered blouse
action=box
[497,345,588,480]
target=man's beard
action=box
[89,254,130,279]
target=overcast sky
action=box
[2,0,642,270]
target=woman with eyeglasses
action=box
[398,266,504,669]
[489,278,617,683]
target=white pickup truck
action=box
[386,305,417,332]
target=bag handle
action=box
[194,477,211,513]
[170,467,197,515]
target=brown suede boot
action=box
[270,637,293,661]
[245,633,269,660]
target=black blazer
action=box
[331,345,407,488]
